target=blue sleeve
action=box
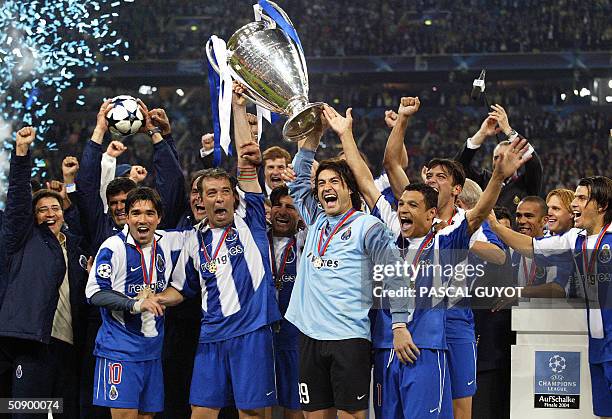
[4,152,34,255]
[153,139,188,229]
[481,221,504,249]
[75,140,110,247]
[242,192,267,232]
[89,289,135,311]
[287,149,321,225]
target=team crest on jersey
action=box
[15,365,22,379]
[156,254,166,272]
[286,247,296,264]
[97,263,112,279]
[341,227,352,241]
[536,266,546,279]
[226,229,239,243]
[599,244,611,264]
[109,385,118,401]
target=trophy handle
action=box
[205,38,221,74]
[263,1,309,89]
[207,35,284,113]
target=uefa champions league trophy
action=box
[206,1,323,142]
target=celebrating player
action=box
[153,86,281,419]
[85,187,186,418]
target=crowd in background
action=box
[114,0,612,60]
[38,81,610,198]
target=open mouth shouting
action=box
[270,175,283,187]
[573,210,582,225]
[114,209,127,223]
[322,192,338,209]
[399,214,414,234]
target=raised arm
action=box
[487,212,535,258]
[383,97,420,198]
[323,105,381,210]
[231,82,262,193]
[4,127,36,255]
[466,137,532,234]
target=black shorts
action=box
[298,334,371,412]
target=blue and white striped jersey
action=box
[371,197,472,350]
[533,225,612,364]
[171,192,281,343]
[85,227,186,361]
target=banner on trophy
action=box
[534,351,580,409]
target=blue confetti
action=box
[0,0,129,183]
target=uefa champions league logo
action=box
[549,354,567,374]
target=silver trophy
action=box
[206,1,323,142]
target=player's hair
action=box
[404,183,438,210]
[262,146,291,165]
[578,176,612,224]
[198,167,240,210]
[315,158,362,210]
[546,189,575,215]
[518,196,548,217]
[458,178,483,209]
[125,187,163,217]
[32,189,64,213]
[190,169,207,187]
[270,185,290,207]
[426,158,466,188]
[106,177,137,201]
[494,206,513,224]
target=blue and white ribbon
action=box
[207,35,233,166]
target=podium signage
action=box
[534,351,580,409]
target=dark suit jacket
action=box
[454,140,543,211]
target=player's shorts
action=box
[275,348,300,410]
[298,334,371,412]
[447,341,477,399]
[190,326,277,410]
[383,348,452,419]
[373,348,394,418]
[93,356,163,413]
[590,361,612,417]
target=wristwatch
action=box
[147,127,162,137]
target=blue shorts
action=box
[383,349,452,419]
[93,357,163,412]
[373,348,394,418]
[590,361,612,417]
[275,348,300,410]
[190,326,277,410]
[447,341,477,399]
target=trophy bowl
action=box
[207,8,323,142]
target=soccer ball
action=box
[106,95,144,137]
[549,355,566,373]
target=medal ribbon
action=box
[411,230,436,270]
[447,207,456,225]
[201,225,233,265]
[522,256,537,286]
[270,238,296,279]
[317,209,356,257]
[582,223,611,275]
[135,239,157,287]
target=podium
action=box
[511,299,596,418]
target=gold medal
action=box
[207,262,217,273]
[136,285,155,300]
[313,256,324,269]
